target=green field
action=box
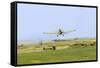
[17,38,96,65]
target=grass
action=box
[17,45,96,65]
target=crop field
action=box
[17,38,96,65]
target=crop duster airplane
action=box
[43,28,76,37]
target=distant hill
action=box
[53,37,96,42]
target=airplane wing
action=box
[64,29,76,33]
[43,32,58,34]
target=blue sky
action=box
[17,3,96,43]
